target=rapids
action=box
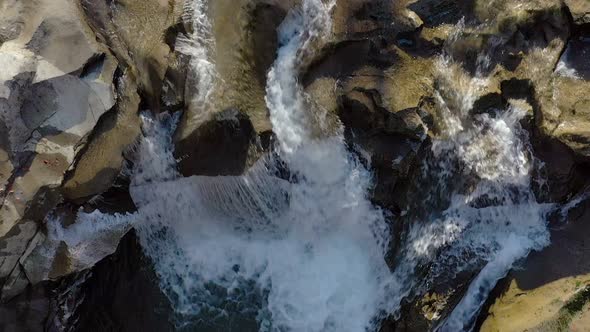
[42,1,556,331]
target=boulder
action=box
[479,198,590,331]
[79,0,185,111]
[0,0,119,298]
[175,0,289,177]
[61,71,141,202]
[565,0,590,25]
[0,0,185,302]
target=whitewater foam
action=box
[176,0,218,112]
[416,27,551,331]
[39,4,557,332]
[130,1,395,331]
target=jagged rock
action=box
[59,231,173,332]
[565,0,590,25]
[60,0,189,201]
[479,198,590,331]
[175,0,288,177]
[0,277,49,331]
[301,21,434,211]
[0,0,186,304]
[61,71,141,202]
[176,108,265,176]
[0,0,119,299]
[545,28,590,159]
[79,0,185,111]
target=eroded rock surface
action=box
[0,0,185,309]
[0,0,118,299]
[0,0,589,331]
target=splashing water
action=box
[176,0,218,110]
[400,30,552,331]
[131,1,394,331]
[40,3,557,332]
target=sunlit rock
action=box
[565,0,590,25]
[0,0,119,299]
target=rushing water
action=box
[132,1,395,331]
[429,61,551,331]
[40,1,556,331]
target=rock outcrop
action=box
[0,0,185,310]
[565,0,590,25]
[0,0,589,331]
[174,0,287,177]
[0,0,118,300]
[478,196,590,331]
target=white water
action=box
[41,3,556,332]
[131,1,395,331]
[176,0,218,111]
[425,41,551,331]
[555,43,580,79]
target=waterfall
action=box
[39,2,555,332]
[406,27,552,331]
[176,0,218,112]
[128,1,395,331]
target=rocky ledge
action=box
[0,0,589,331]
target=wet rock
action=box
[175,0,287,177]
[0,230,171,332]
[0,0,121,299]
[0,0,184,305]
[544,27,590,160]
[61,71,141,202]
[62,0,193,201]
[62,231,174,332]
[0,0,589,331]
[299,2,435,213]
[79,0,185,111]
[409,0,474,27]
[176,108,264,176]
[479,198,590,331]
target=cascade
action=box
[38,2,555,332]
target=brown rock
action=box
[565,0,590,25]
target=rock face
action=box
[174,0,287,177]
[478,198,590,332]
[566,0,590,25]
[0,0,118,300]
[0,0,185,310]
[0,0,589,331]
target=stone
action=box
[176,108,263,176]
[0,0,589,330]
[479,199,590,331]
[80,0,185,111]
[0,0,120,300]
[175,0,288,177]
[59,231,174,332]
[61,72,141,202]
[0,0,189,301]
[565,0,590,25]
